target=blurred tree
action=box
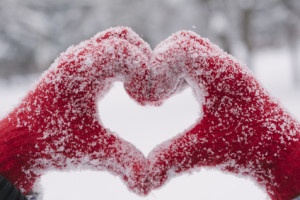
[281,0,300,87]
[195,0,300,87]
[0,0,299,86]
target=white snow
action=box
[98,82,199,156]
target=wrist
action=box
[0,115,40,194]
[264,139,300,200]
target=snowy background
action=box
[0,0,300,199]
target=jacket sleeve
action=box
[0,174,27,200]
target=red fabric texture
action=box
[0,27,299,200]
[0,27,152,195]
[147,31,300,200]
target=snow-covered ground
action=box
[0,48,299,200]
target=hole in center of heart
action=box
[97,82,200,156]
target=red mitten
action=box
[0,27,152,195]
[147,31,300,200]
[2,27,299,200]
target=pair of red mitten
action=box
[0,27,299,200]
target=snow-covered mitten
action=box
[0,27,152,197]
[147,31,300,200]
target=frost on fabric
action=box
[146,30,300,200]
[0,27,153,195]
[0,27,299,200]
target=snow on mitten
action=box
[147,31,300,200]
[0,27,152,196]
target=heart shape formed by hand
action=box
[0,27,300,200]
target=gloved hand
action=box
[147,31,300,200]
[2,27,299,200]
[0,27,152,197]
